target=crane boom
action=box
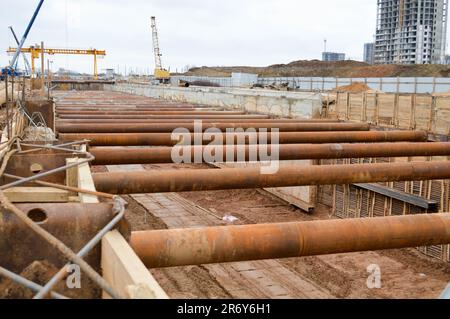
[9,26,32,75]
[151,16,163,70]
[150,16,170,83]
[9,0,45,69]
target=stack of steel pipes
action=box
[54,93,450,266]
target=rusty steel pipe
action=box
[130,214,450,268]
[56,111,247,116]
[56,108,223,112]
[60,131,427,147]
[57,114,271,120]
[55,105,221,109]
[56,102,199,110]
[57,119,342,124]
[57,122,370,134]
[90,142,450,165]
[93,161,450,194]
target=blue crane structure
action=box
[1,0,45,79]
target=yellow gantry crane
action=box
[7,46,106,79]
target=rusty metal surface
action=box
[26,100,55,131]
[130,213,450,268]
[57,119,342,124]
[57,114,270,120]
[60,131,428,147]
[56,107,211,111]
[1,151,86,185]
[0,203,116,273]
[56,110,247,116]
[89,142,450,165]
[93,161,450,194]
[57,122,371,134]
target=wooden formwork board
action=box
[102,230,169,299]
[3,187,70,203]
[330,92,450,136]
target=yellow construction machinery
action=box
[7,46,106,80]
[151,16,170,83]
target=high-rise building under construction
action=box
[374,0,448,64]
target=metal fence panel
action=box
[171,75,450,94]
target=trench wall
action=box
[105,83,323,119]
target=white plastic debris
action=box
[223,215,239,223]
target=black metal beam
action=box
[354,183,439,211]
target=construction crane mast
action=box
[151,16,170,83]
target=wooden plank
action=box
[75,145,99,203]
[0,110,17,161]
[66,158,79,196]
[3,187,70,203]
[101,230,169,299]
[67,156,99,203]
[77,160,99,203]
[262,188,314,213]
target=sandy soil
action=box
[185,60,450,78]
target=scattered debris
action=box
[251,82,290,91]
[223,215,239,223]
[22,126,56,142]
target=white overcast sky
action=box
[0,0,442,74]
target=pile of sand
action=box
[332,82,372,93]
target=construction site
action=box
[1,0,450,301]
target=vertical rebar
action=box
[5,72,11,139]
[11,72,14,103]
[22,76,26,104]
[47,59,50,100]
[41,41,45,94]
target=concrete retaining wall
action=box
[105,83,323,119]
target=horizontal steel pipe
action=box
[56,108,219,112]
[130,214,450,268]
[61,131,427,147]
[93,161,450,194]
[57,114,270,120]
[57,104,201,108]
[57,122,370,134]
[56,119,342,124]
[90,142,450,165]
[56,111,246,116]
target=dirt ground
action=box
[0,261,101,299]
[104,164,450,300]
[184,60,450,78]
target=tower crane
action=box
[7,47,106,80]
[151,16,170,83]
